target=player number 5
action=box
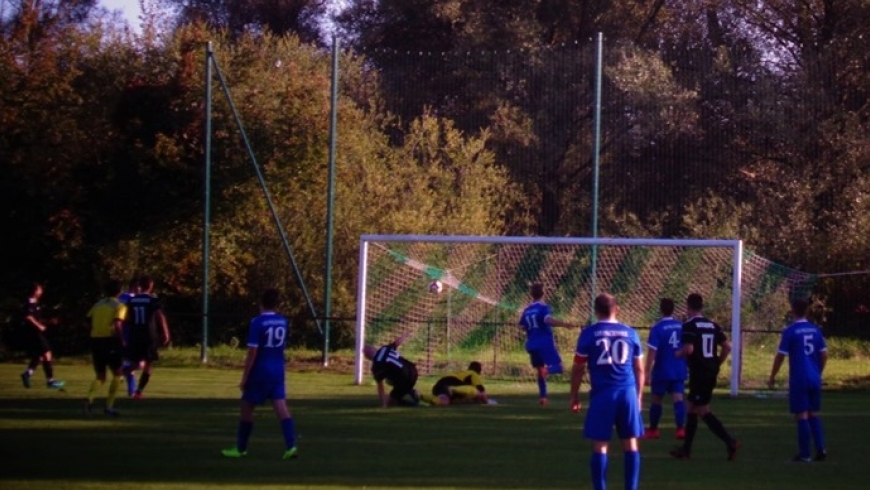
[803,334,814,355]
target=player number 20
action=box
[264,326,286,348]
[595,338,631,365]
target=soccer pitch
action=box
[1,363,869,490]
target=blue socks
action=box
[797,419,811,458]
[590,453,607,490]
[537,375,548,399]
[649,403,662,429]
[674,400,686,428]
[808,416,825,454]
[237,420,254,452]
[281,417,297,449]
[624,450,640,490]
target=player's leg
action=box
[615,388,643,490]
[671,382,687,438]
[696,394,739,460]
[134,347,158,397]
[645,379,665,438]
[806,387,826,460]
[104,344,123,415]
[589,441,609,490]
[87,340,107,413]
[584,392,615,490]
[223,394,258,457]
[621,438,641,490]
[37,334,63,388]
[672,376,703,458]
[21,335,41,388]
[528,350,549,404]
[272,399,298,458]
[448,385,481,404]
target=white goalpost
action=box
[354,235,767,395]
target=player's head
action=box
[660,298,675,316]
[686,293,704,313]
[468,361,482,374]
[105,279,123,297]
[28,282,43,299]
[593,293,618,319]
[138,274,155,293]
[127,276,141,294]
[530,282,544,300]
[790,297,810,318]
[261,288,280,310]
[362,345,377,360]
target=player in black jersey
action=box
[363,333,419,407]
[670,293,739,461]
[123,275,170,399]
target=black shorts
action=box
[91,337,123,374]
[126,339,159,364]
[389,364,419,400]
[25,331,52,358]
[687,373,718,406]
[432,377,463,397]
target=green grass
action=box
[1,361,870,490]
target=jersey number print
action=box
[596,338,631,365]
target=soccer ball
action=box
[428,280,443,294]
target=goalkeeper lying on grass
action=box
[420,361,492,406]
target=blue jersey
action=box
[519,302,555,350]
[247,311,289,379]
[646,317,687,382]
[777,320,826,390]
[576,320,643,394]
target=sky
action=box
[101,0,142,27]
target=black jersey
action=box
[681,316,728,376]
[124,293,162,343]
[370,343,416,385]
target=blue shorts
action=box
[789,385,821,414]
[242,375,286,405]
[650,379,685,397]
[527,343,563,372]
[584,387,644,441]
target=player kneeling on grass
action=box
[222,288,298,460]
[420,361,489,406]
[363,333,420,407]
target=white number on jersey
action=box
[803,334,814,355]
[595,338,631,365]
[133,306,147,324]
[701,333,715,358]
[668,330,680,349]
[523,313,540,330]
[264,325,286,348]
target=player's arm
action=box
[719,340,732,366]
[819,349,828,373]
[239,346,258,390]
[155,310,170,346]
[113,305,127,344]
[634,355,645,406]
[570,354,587,412]
[545,316,575,329]
[768,352,786,389]
[375,379,389,408]
[24,312,47,332]
[392,331,411,348]
[644,345,656,385]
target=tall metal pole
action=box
[590,32,604,322]
[201,41,213,363]
[323,36,340,366]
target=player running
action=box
[643,298,687,439]
[222,288,298,459]
[670,293,739,461]
[19,282,65,389]
[570,293,644,490]
[768,297,828,462]
[85,279,127,416]
[519,282,576,406]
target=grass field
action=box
[1,360,869,490]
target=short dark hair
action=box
[105,279,123,297]
[594,293,618,317]
[261,288,280,310]
[138,274,154,290]
[660,298,675,316]
[687,293,704,311]
[791,297,810,317]
[530,283,544,300]
[468,361,482,374]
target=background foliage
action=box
[1,0,868,352]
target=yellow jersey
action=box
[87,297,126,338]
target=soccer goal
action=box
[355,235,815,396]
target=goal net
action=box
[354,235,815,395]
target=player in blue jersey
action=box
[118,277,140,396]
[222,288,298,459]
[643,298,687,440]
[519,283,576,406]
[670,293,739,461]
[768,297,828,462]
[570,294,644,490]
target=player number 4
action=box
[668,330,680,349]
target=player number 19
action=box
[264,326,286,348]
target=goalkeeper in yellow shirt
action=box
[420,361,490,406]
[85,279,127,416]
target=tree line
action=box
[1,0,868,353]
